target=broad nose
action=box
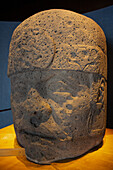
[30,111,43,127]
[27,88,52,127]
[30,103,52,127]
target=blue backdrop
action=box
[0,6,113,128]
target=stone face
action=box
[8,9,107,164]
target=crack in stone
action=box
[46,36,56,69]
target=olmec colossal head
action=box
[7,9,107,164]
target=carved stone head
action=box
[7,9,107,164]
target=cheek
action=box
[11,84,28,103]
[11,94,24,120]
[11,106,23,123]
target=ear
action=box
[88,77,106,136]
[96,77,105,109]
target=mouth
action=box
[21,130,57,140]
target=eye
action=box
[16,84,27,94]
[36,81,47,98]
[12,83,28,103]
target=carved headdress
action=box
[7,9,107,79]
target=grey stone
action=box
[8,9,107,164]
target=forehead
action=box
[10,70,101,87]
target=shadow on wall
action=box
[107,40,113,128]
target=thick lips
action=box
[23,130,57,140]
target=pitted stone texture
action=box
[10,70,107,164]
[8,9,107,79]
[8,9,107,164]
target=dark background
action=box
[0,0,113,21]
[0,0,113,129]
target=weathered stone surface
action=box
[7,9,107,79]
[8,9,107,164]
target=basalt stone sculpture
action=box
[7,9,107,164]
